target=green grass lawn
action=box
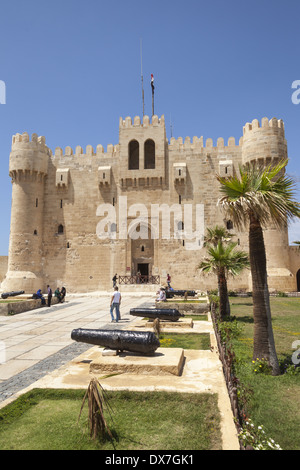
[159,333,211,350]
[184,314,208,321]
[229,296,300,450]
[0,328,215,450]
[0,389,221,450]
[165,300,207,303]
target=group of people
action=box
[110,272,172,321]
[33,286,66,307]
[156,287,167,302]
[34,272,172,322]
[156,273,172,302]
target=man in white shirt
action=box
[110,286,121,322]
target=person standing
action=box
[167,273,171,288]
[47,285,52,307]
[112,273,118,288]
[110,286,121,322]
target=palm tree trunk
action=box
[249,212,280,375]
[218,267,229,320]
[217,275,231,318]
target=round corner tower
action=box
[2,132,50,293]
[241,117,292,291]
[242,116,287,167]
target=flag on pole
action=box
[151,74,155,116]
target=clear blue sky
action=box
[0,0,299,254]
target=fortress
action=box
[2,114,300,293]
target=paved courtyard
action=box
[0,292,239,450]
[0,293,154,401]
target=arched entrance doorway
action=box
[297,269,300,292]
[130,223,154,282]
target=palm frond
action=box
[216,160,300,229]
[199,240,249,277]
[203,225,233,247]
[78,378,114,442]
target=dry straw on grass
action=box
[78,378,114,442]
[153,317,161,338]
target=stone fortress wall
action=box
[0,257,8,285]
[2,115,300,294]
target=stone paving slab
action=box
[0,359,40,380]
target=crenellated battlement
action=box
[243,117,285,136]
[242,117,287,166]
[54,143,119,159]
[119,114,165,128]
[12,132,49,150]
[168,117,285,154]
[169,135,243,151]
[9,132,51,177]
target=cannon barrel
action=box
[71,328,160,354]
[1,291,25,300]
[166,290,196,298]
[130,308,184,322]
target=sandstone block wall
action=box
[0,257,8,284]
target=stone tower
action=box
[2,132,50,292]
[241,117,291,290]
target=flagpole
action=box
[140,39,144,117]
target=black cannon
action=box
[130,307,184,322]
[166,290,196,299]
[71,328,160,355]
[1,291,25,300]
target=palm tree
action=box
[217,160,300,375]
[199,240,249,320]
[203,225,233,247]
[202,225,237,315]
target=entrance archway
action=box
[297,269,300,292]
[138,263,149,277]
[130,224,154,281]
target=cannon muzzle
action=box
[166,290,196,298]
[1,291,25,299]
